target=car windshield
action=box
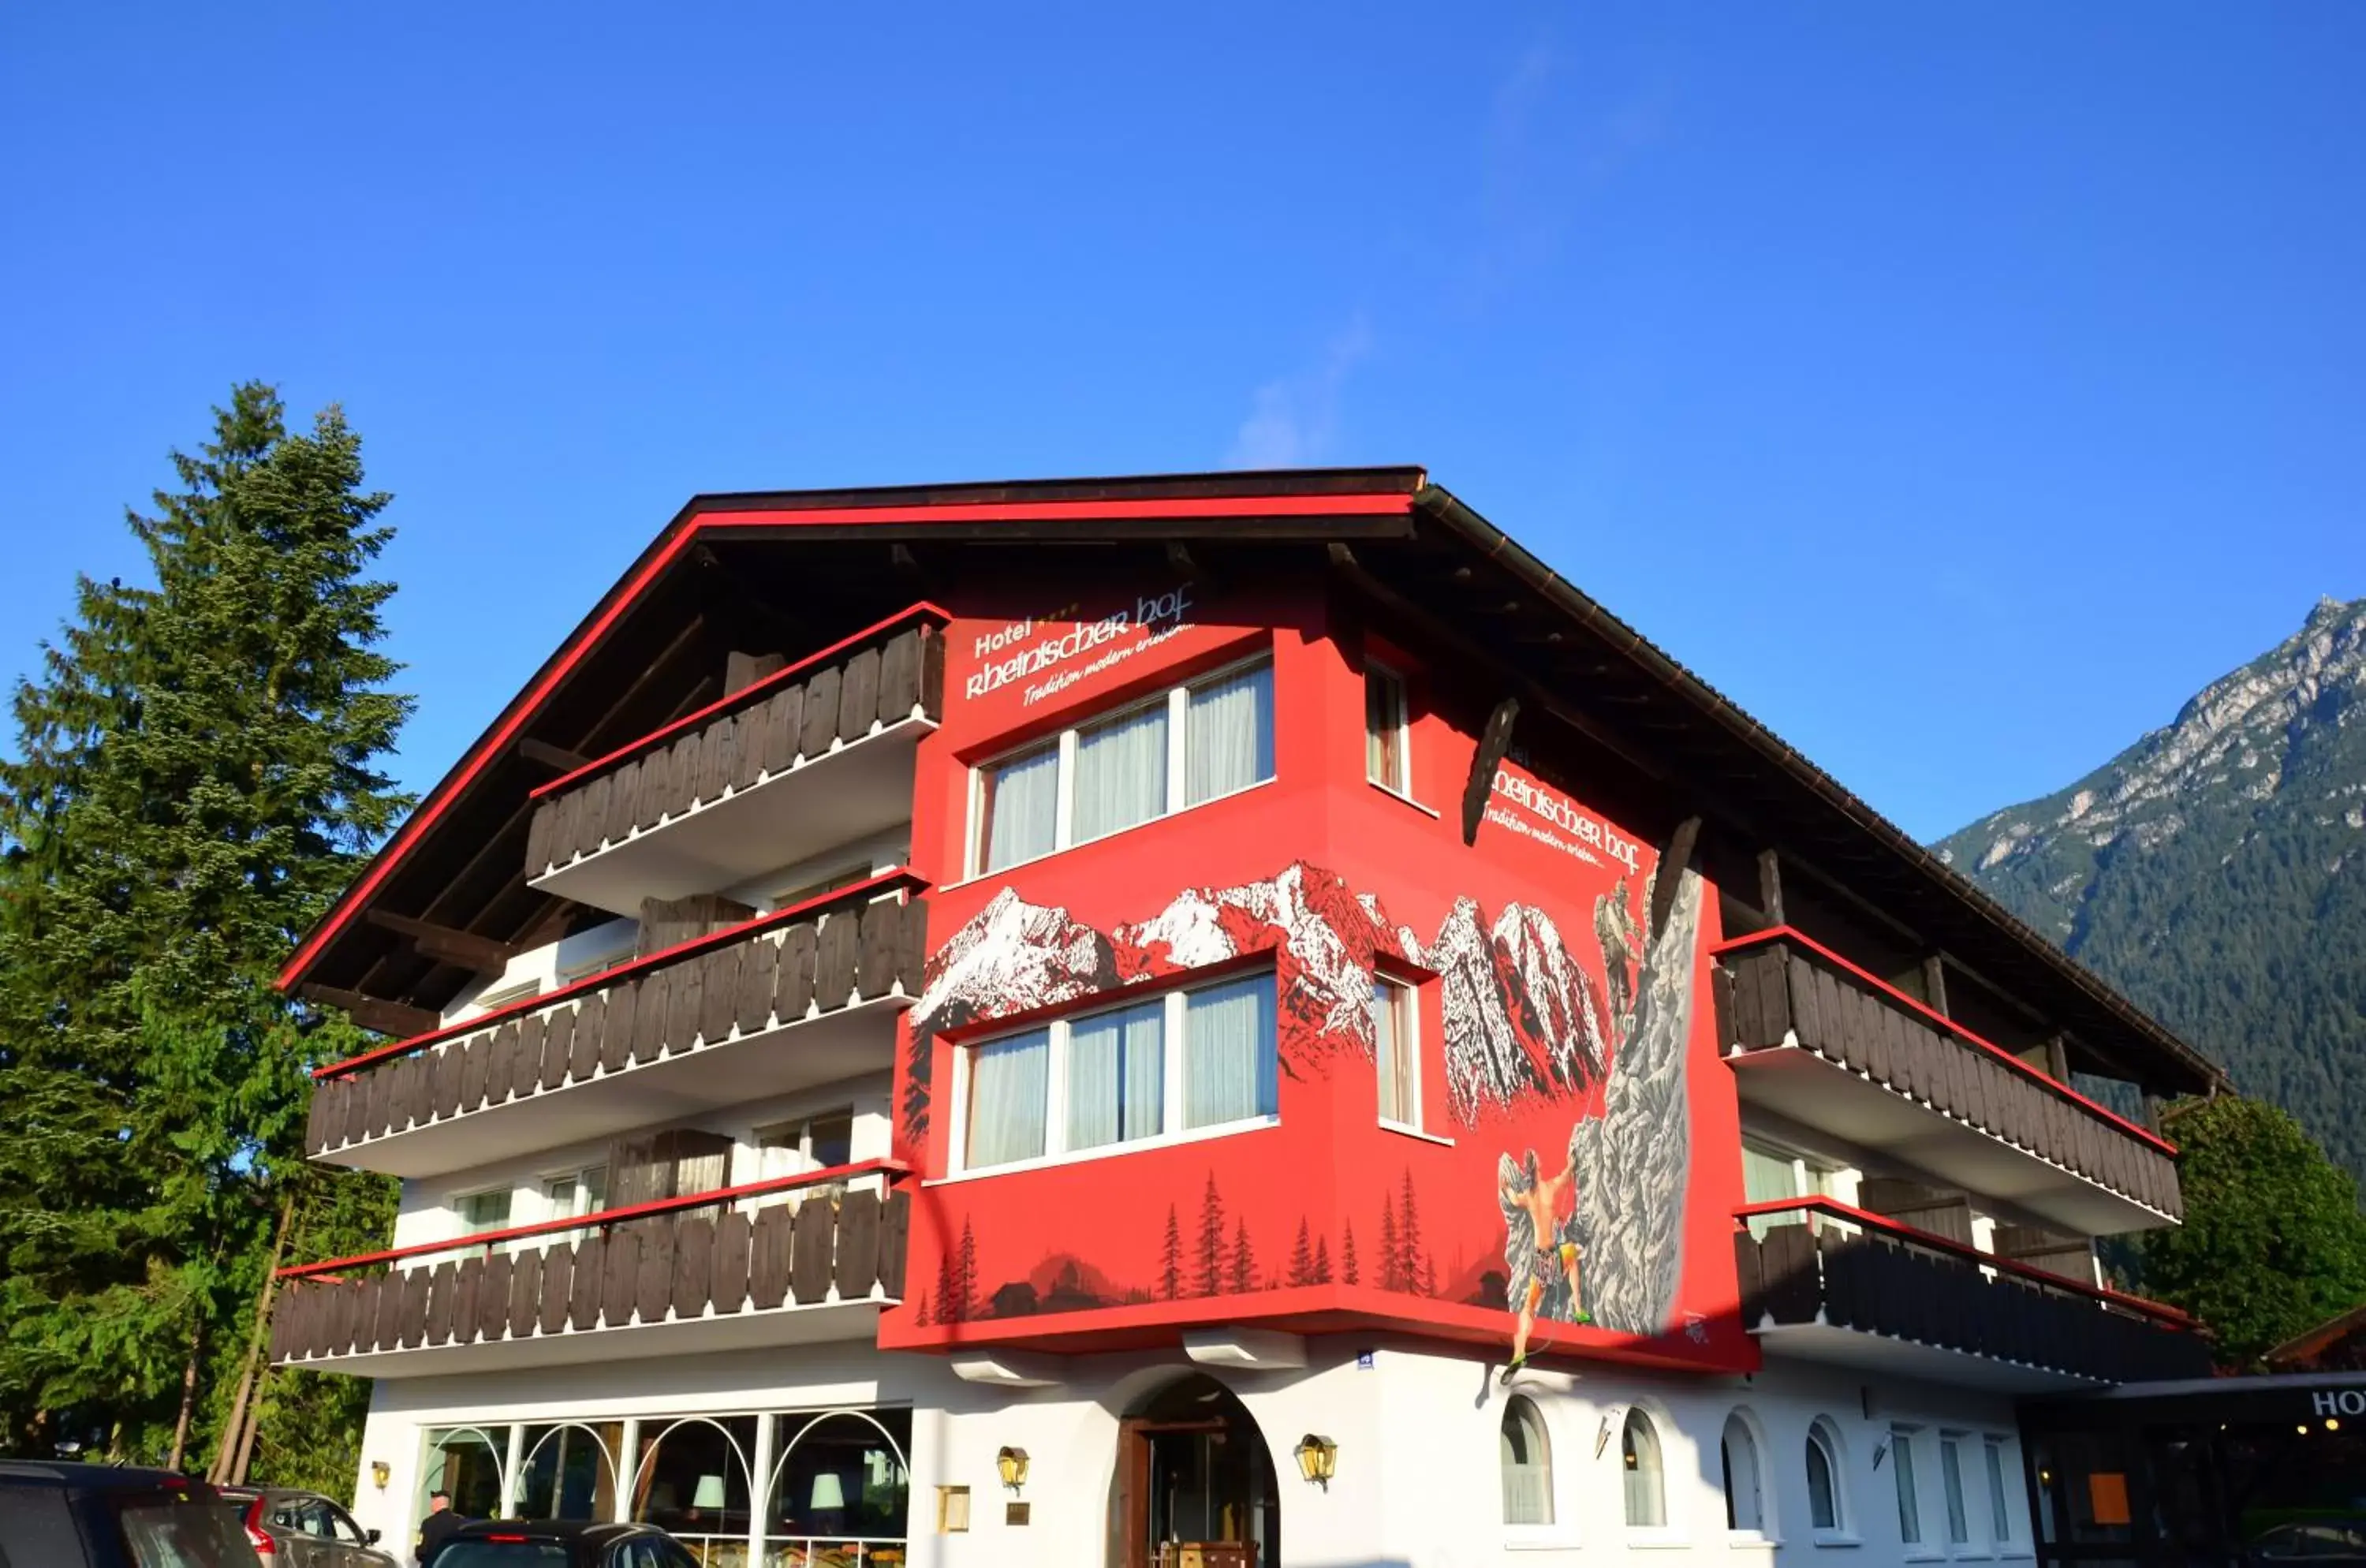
[114,1497,263,1567]
[434,1544,574,1566]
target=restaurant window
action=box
[420,1427,509,1524]
[960,972,1278,1172]
[1374,976,1419,1129]
[1365,663,1409,794]
[1499,1396,1553,1526]
[971,655,1274,874]
[1622,1409,1666,1529]
[517,1421,624,1521]
[771,1409,912,1562]
[633,1415,759,1557]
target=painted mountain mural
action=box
[1935,595,2366,1182]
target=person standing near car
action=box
[416,1490,463,1565]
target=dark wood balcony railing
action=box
[1733,1197,2209,1386]
[304,874,925,1161]
[524,606,946,884]
[1714,928,2181,1223]
[268,1163,910,1368]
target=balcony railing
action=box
[1714,928,2181,1233]
[1733,1197,2208,1391]
[304,874,925,1178]
[524,606,946,917]
[268,1163,910,1377]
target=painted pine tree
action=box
[1195,1175,1226,1297]
[1161,1205,1183,1301]
[1341,1223,1359,1286]
[1396,1170,1422,1294]
[1313,1236,1333,1284]
[1287,1220,1315,1287]
[1379,1197,1401,1292]
[956,1219,979,1322]
[1231,1219,1256,1294]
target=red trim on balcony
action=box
[1711,925,2178,1157]
[275,488,1415,992]
[1733,1195,2195,1328]
[310,868,924,1081]
[528,601,953,802]
[278,1157,909,1279]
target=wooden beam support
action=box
[515,737,593,775]
[296,984,438,1040]
[1921,954,1950,1016]
[1756,849,1786,924]
[1460,697,1521,846]
[364,910,521,977]
[1649,816,1704,940]
[2045,1033,2073,1086]
[723,651,786,696]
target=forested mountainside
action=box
[1934,595,2366,1182]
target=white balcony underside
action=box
[1728,1045,2173,1238]
[285,1297,890,1379]
[1754,1323,2102,1394]
[529,716,931,919]
[317,995,909,1179]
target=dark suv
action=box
[219,1485,397,1568]
[427,1521,699,1567]
[0,1461,262,1567]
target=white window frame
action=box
[755,1108,857,1175]
[945,972,1279,1178]
[1364,659,1410,796]
[1893,1424,1936,1558]
[1498,1393,1557,1535]
[964,653,1274,878]
[1721,1409,1771,1542]
[1981,1435,2025,1557]
[472,977,544,1015]
[539,1163,607,1221]
[1620,1406,1674,1539]
[453,1184,516,1236]
[1373,973,1422,1134]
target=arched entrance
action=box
[1110,1374,1280,1568]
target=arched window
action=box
[1806,1419,1845,1534]
[1621,1409,1666,1529]
[1499,1397,1554,1526]
[1721,1412,1765,1533]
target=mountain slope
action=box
[1935,595,2366,1182]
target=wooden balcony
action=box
[1734,1198,2209,1392]
[304,876,925,1179]
[524,607,946,918]
[267,1164,910,1378]
[1713,928,2181,1235]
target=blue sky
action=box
[2,4,2359,841]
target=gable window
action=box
[1807,1420,1846,1534]
[1373,976,1418,1128]
[970,656,1274,875]
[1499,1396,1553,1526]
[1622,1409,1666,1529]
[958,972,1278,1173]
[1364,663,1409,793]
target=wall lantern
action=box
[996,1447,1030,1493]
[370,1461,390,1491]
[1293,1435,1338,1490]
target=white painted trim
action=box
[930,1114,1281,1186]
[1380,1120,1454,1148]
[1369,779,1441,819]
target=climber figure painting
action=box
[1497,1147,1589,1381]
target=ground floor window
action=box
[418,1406,911,1566]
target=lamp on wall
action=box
[1293,1435,1337,1490]
[996,1447,1030,1493]
[370,1462,390,1491]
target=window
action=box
[1373,976,1417,1127]
[475,978,543,1014]
[758,1111,856,1178]
[1741,1137,1834,1238]
[1983,1437,2013,1544]
[959,973,1278,1172]
[1622,1409,1666,1529]
[1893,1428,1924,1546]
[1499,1396,1553,1525]
[1807,1420,1845,1534]
[1940,1434,1970,1546]
[457,1187,513,1232]
[542,1165,607,1221]
[1722,1413,1764,1533]
[1365,664,1409,793]
[771,864,874,911]
[970,657,1274,873]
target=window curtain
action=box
[982,745,1059,871]
[1365,669,1405,788]
[1073,705,1168,843]
[1066,1002,1165,1151]
[1185,664,1274,805]
[967,1029,1051,1167]
[1184,976,1276,1128]
[1623,1413,1666,1528]
[1374,981,1412,1123]
[1741,1144,1802,1241]
[1499,1402,1551,1525]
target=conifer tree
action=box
[1231,1219,1256,1294]
[0,385,407,1473]
[1160,1206,1182,1301]
[1340,1223,1359,1286]
[1313,1236,1333,1285]
[1288,1220,1315,1288]
[1195,1176,1226,1297]
[1397,1170,1422,1293]
[1379,1199,1400,1293]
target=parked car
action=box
[220,1485,397,1568]
[426,1521,700,1567]
[0,1460,262,1567]
[2247,1521,2366,1563]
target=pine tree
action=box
[1397,1170,1422,1294]
[1425,1258,1439,1298]
[1379,1198,1400,1293]
[1195,1175,1226,1297]
[1313,1236,1333,1285]
[1287,1220,1315,1288]
[0,385,409,1472]
[1161,1206,1183,1301]
[1341,1223,1359,1286]
[1231,1220,1256,1294]
[932,1240,960,1325]
[956,1220,979,1323]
